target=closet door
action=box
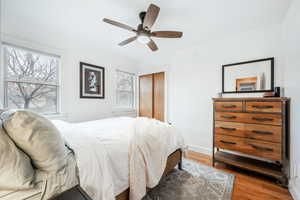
[153,72,165,122]
[139,74,153,118]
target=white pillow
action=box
[0,121,35,190]
[1,110,67,172]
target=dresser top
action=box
[212,97,290,102]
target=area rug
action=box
[143,159,235,200]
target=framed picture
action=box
[80,62,105,99]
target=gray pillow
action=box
[1,110,67,172]
[0,121,35,190]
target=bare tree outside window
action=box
[3,45,59,114]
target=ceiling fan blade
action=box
[143,4,160,30]
[147,39,158,51]
[103,18,136,32]
[151,31,183,38]
[118,36,137,46]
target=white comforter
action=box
[52,117,184,200]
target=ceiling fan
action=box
[103,4,183,52]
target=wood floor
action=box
[186,151,293,200]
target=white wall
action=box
[0,33,140,122]
[0,0,3,108]
[166,24,284,154]
[136,25,284,154]
[1,1,140,122]
[282,0,300,198]
[136,2,300,197]
[141,3,300,196]
[58,43,139,122]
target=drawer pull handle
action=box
[221,115,237,119]
[252,117,274,122]
[222,105,237,108]
[220,127,237,131]
[252,130,273,135]
[252,105,274,109]
[249,144,273,152]
[220,140,236,145]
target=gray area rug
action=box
[143,159,235,200]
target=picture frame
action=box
[80,62,105,99]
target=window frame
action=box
[115,69,137,111]
[0,42,62,115]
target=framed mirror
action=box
[222,58,274,93]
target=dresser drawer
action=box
[215,121,245,136]
[246,102,282,113]
[215,102,243,112]
[215,135,282,162]
[215,121,282,143]
[215,112,282,125]
[244,123,282,143]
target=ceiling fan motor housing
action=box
[137,24,150,34]
[139,11,146,23]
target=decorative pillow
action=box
[0,121,34,190]
[1,110,67,172]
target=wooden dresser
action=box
[212,97,290,186]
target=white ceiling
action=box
[3,0,292,67]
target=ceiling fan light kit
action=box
[103,4,183,51]
[137,34,151,44]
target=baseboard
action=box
[289,182,300,200]
[187,144,212,156]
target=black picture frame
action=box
[222,57,274,94]
[80,62,105,99]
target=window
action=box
[2,44,60,114]
[116,70,136,109]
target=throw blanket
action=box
[129,118,184,200]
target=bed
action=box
[115,149,182,200]
[0,113,184,200]
[53,117,184,200]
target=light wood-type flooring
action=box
[186,151,293,200]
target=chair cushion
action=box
[1,110,67,172]
[0,121,34,190]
